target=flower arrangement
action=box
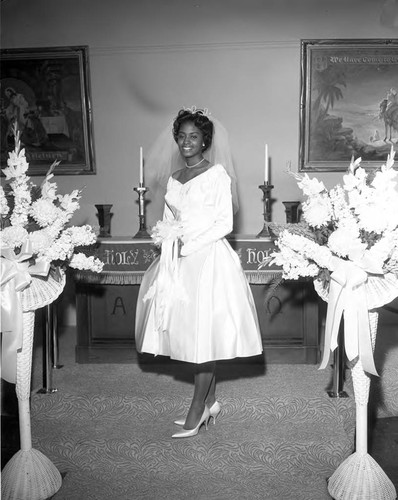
[0,125,105,498]
[0,124,103,274]
[267,147,398,379]
[270,148,398,287]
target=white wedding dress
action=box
[135,164,263,363]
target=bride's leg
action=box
[184,361,216,430]
[205,372,216,408]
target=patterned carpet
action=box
[22,313,398,499]
[32,393,354,500]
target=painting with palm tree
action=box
[299,39,398,171]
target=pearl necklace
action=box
[186,157,205,168]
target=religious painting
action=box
[0,46,95,175]
[299,39,398,171]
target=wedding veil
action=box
[144,108,239,213]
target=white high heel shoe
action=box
[172,406,210,439]
[174,401,221,427]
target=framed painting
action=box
[0,45,96,175]
[299,39,398,171]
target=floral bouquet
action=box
[268,149,398,500]
[150,218,183,247]
[143,218,188,325]
[1,125,104,500]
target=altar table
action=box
[74,235,321,364]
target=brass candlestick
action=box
[133,185,150,239]
[257,182,274,239]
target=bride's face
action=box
[177,121,203,161]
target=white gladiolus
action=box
[0,127,103,274]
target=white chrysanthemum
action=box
[372,168,398,192]
[1,225,29,248]
[328,226,366,259]
[29,229,55,255]
[302,195,333,228]
[356,205,386,233]
[69,253,104,273]
[0,185,9,217]
[30,198,61,227]
[355,198,398,234]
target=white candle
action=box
[139,146,144,186]
[264,144,269,183]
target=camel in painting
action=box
[379,88,398,142]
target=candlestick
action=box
[264,144,269,183]
[133,185,150,239]
[257,181,274,239]
[139,147,144,186]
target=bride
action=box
[135,107,262,438]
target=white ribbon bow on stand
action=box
[319,257,379,376]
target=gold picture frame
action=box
[299,39,398,171]
[1,45,96,175]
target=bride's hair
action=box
[172,109,214,152]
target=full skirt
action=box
[135,238,263,363]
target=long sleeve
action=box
[180,167,233,257]
[162,176,177,222]
[162,199,175,222]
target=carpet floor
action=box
[3,309,398,500]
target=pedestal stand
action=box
[257,182,274,239]
[327,311,396,500]
[1,272,66,500]
[133,185,150,239]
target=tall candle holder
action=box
[257,182,274,239]
[133,185,150,239]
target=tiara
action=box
[183,105,211,117]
